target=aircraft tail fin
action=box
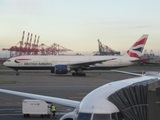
[125,34,148,58]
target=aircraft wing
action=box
[69,58,116,68]
[111,70,142,76]
[0,89,80,108]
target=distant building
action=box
[141,50,160,64]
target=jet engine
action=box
[54,65,70,74]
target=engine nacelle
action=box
[54,65,70,74]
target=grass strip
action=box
[0,80,17,84]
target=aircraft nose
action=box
[3,61,7,66]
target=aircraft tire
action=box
[72,73,76,76]
[23,114,26,118]
[24,114,29,118]
[81,73,86,76]
[47,114,51,118]
[41,114,44,118]
[16,73,19,76]
[83,73,86,76]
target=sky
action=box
[1,0,160,57]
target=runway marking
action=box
[67,95,84,99]
[6,102,20,104]
[78,92,88,95]
[15,111,22,113]
[0,108,21,111]
[69,96,83,98]
[0,112,67,116]
[0,85,96,87]
[90,83,95,86]
[0,114,22,116]
[0,96,21,104]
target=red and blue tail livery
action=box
[127,34,148,58]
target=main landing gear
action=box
[72,68,86,76]
[72,69,86,76]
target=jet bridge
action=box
[108,78,160,120]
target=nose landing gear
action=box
[16,72,19,76]
[14,69,19,76]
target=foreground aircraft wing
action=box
[69,58,116,67]
[111,70,142,76]
[0,89,80,108]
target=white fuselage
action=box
[4,55,136,70]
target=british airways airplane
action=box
[3,34,148,76]
[0,70,159,120]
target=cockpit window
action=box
[77,113,91,120]
[93,114,110,120]
[6,60,11,62]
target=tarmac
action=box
[0,65,160,120]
